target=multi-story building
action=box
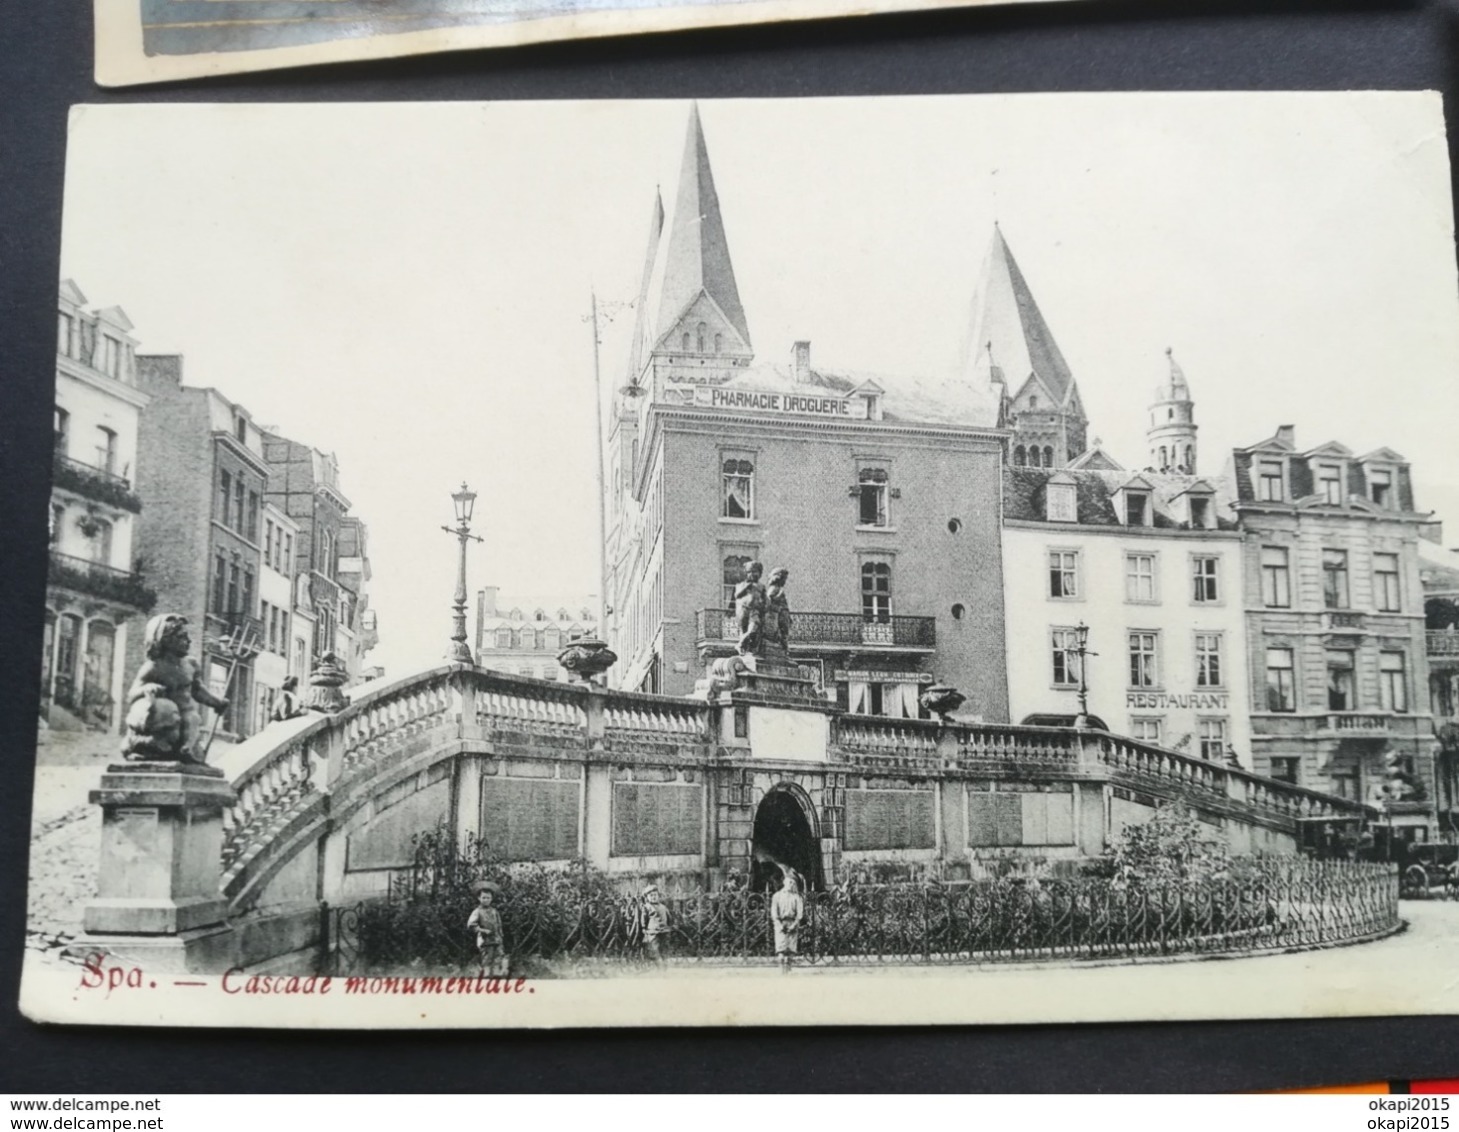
[474,587,597,681]
[131,354,270,743]
[604,106,1009,715]
[261,435,377,684]
[1230,425,1434,834]
[1002,352,1251,762]
[1418,537,1459,831]
[254,500,301,730]
[42,281,154,732]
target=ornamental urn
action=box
[557,637,618,685]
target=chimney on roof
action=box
[791,341,811,384]
[1275,424,1296,448]
[480,585,499,617]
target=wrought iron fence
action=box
[328,858,1398,975]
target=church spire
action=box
[624,187,665,386]
[965,225,1086,467]
[642,103,752,358]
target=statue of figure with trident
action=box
[121,614,231,764]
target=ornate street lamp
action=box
[1073,620,1096,729]
[442,482,483,664]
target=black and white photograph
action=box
[20,93,1459,1030]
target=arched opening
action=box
[750,786,823,893]
[1043,445,1054,467]
[1013,445,1026,466]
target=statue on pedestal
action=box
[734,561,767,656]
[121,614,230,764]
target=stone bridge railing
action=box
[213,665,1374,909]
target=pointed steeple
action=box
[644,104,752,355]
[624,188,666,385]
[964,225,1076,404]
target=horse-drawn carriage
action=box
[1299,816,1459,897]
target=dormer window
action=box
[1046,476,1077,523]
[1125,491,1150,527]
[1257,459,1285,502]
[1318,464,1343,505]
[1369,467,1393,509]
[1189,495,1212,529]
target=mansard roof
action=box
[641,105,751,356]
[1003,466,1239,530]
[964,225,1078,405]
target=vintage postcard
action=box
[20,93,1459,1029]
[94,0,1051,87]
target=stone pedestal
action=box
[83,763,237,939]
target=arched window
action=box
[1159,446,1168,471]
[1013,445,1026,466]
[682,332,691,352]
[1043,446,1054,467]
[1185,445,1195,471]
[696,322,707,353]
[1029,394,1038,408]
[714,333,723,353]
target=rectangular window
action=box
[54,407,70,453]
[1369,467,1393,509]
[283,533,293,574]
[95,426,117,475]
[1124,491,1150,527]
[57,312,73,357]
[1380,651,1408,713]
[1189,496,1212,529]
[721,456,754,520]
[722,554,754,611]
[226,561,240,615]
[264,521,274,568]
[1265,647,1296,712]
[1191,556,1219,603]
[1270,757,1300,785]
[212,556,228,616]
[1128,631,1159,689]
[861,561,891,622]
[101,335,121,378]
[1050,628,1081,687]
[1326,650,1356,711]
[232,479,245,532]
[857,467,889,527]
[1319,464,1343,505]
[242,567,255,617]
[1198,718,1228,762]
[1261,546,1291,608]
[1130,717,1163,744]
[1322,549,1350,609]
[247,491,260,542]
[218,471,232,525]
[1194,633,1223,687]
[1374,552,1401,613]
[1048,550,1079,599]
[1046,482,1077,522]
[1125,553,1157,603]
[1258,460,1285,502]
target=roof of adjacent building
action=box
[963,226,1078,405]
[1003,466,1240,531]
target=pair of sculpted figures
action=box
[735,562,791,657]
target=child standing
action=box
[770,872,805,974]
[641,884,669,966]
[467,883,506,976]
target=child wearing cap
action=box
[467,885,507,976]
[641,885,669,965]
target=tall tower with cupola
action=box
[1148,347,1197,474]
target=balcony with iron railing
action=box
[1429,630,1459,660]
[695,608,936,652]
[206,610,266,651]
[47,550,155,613]
[51,449,142,513]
